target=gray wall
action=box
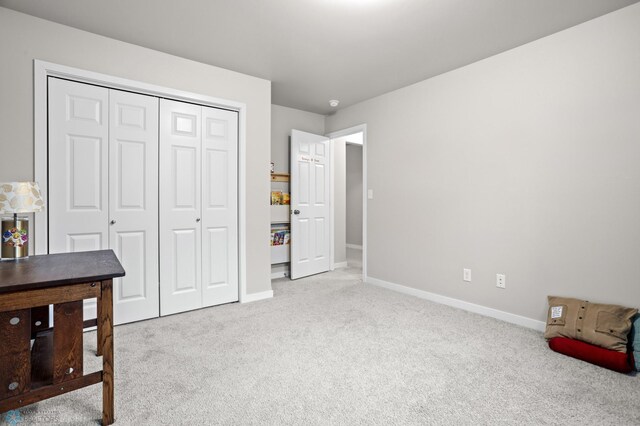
[346,144,363,246]
[326,3,640,321]
[0,7,272,296]
[271,104,325,173]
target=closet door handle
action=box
[293,210,300,215]
[196,218,201,223]
[110,220,116,225]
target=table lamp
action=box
[0,182,45,260]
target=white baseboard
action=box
[84,302,96,322]
[346,244,363,250]
[241,290,274,303]
[333,261,348,269]
[365,276,545,332]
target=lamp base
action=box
[1,217,29,260]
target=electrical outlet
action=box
[463,269,471,282]
[496,273,506,289]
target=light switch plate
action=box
[367,189,374,199]
[463,269,471,282]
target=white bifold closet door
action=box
[159,99,238,316]
[48,78,160,324]
[159,100,202,315]
[108,89,160,324]
[201,106,238,307]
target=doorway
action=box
[345,137,363,270]
[327,124,367,281]
[286,125,367,281]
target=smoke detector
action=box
[329,99,340,108]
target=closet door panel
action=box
[49,78,109,254]
[172,229,198,291]
[109,90,159,325]
[202,107,238,306]
[160,99,203,316]
[48,78,109,320]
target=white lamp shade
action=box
[0,182,45,214]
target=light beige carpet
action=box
[3,262,639,425]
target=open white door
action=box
[290,129,331,279]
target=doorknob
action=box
[196,218,201,222]
[293,210,300,215]
[110,220,116,225]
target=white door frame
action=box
[326,124,367,281]
[33,60,250,302]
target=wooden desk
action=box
[0,250,125,425]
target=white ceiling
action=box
[1,0,638,114]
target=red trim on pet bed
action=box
[548,337,633,374]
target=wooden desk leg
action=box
[96,293,102,356]
[99,279,114,425]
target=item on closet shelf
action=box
[282,193,290,205]
[544,296,637,352]
[271,191,283,205]
[270,162,275,173]
[630,315,640,371]
[548,337,634,374]
[270,228,290,246]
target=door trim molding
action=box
[33,59,249,303]
[326,124,368,281]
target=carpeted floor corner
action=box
[4,256,639,425]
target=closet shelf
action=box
[270,170,290,267]
[271,173,289,182]
[271,245,290,264]
[271,205,290,223]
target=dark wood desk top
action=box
[0,250,125,294]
